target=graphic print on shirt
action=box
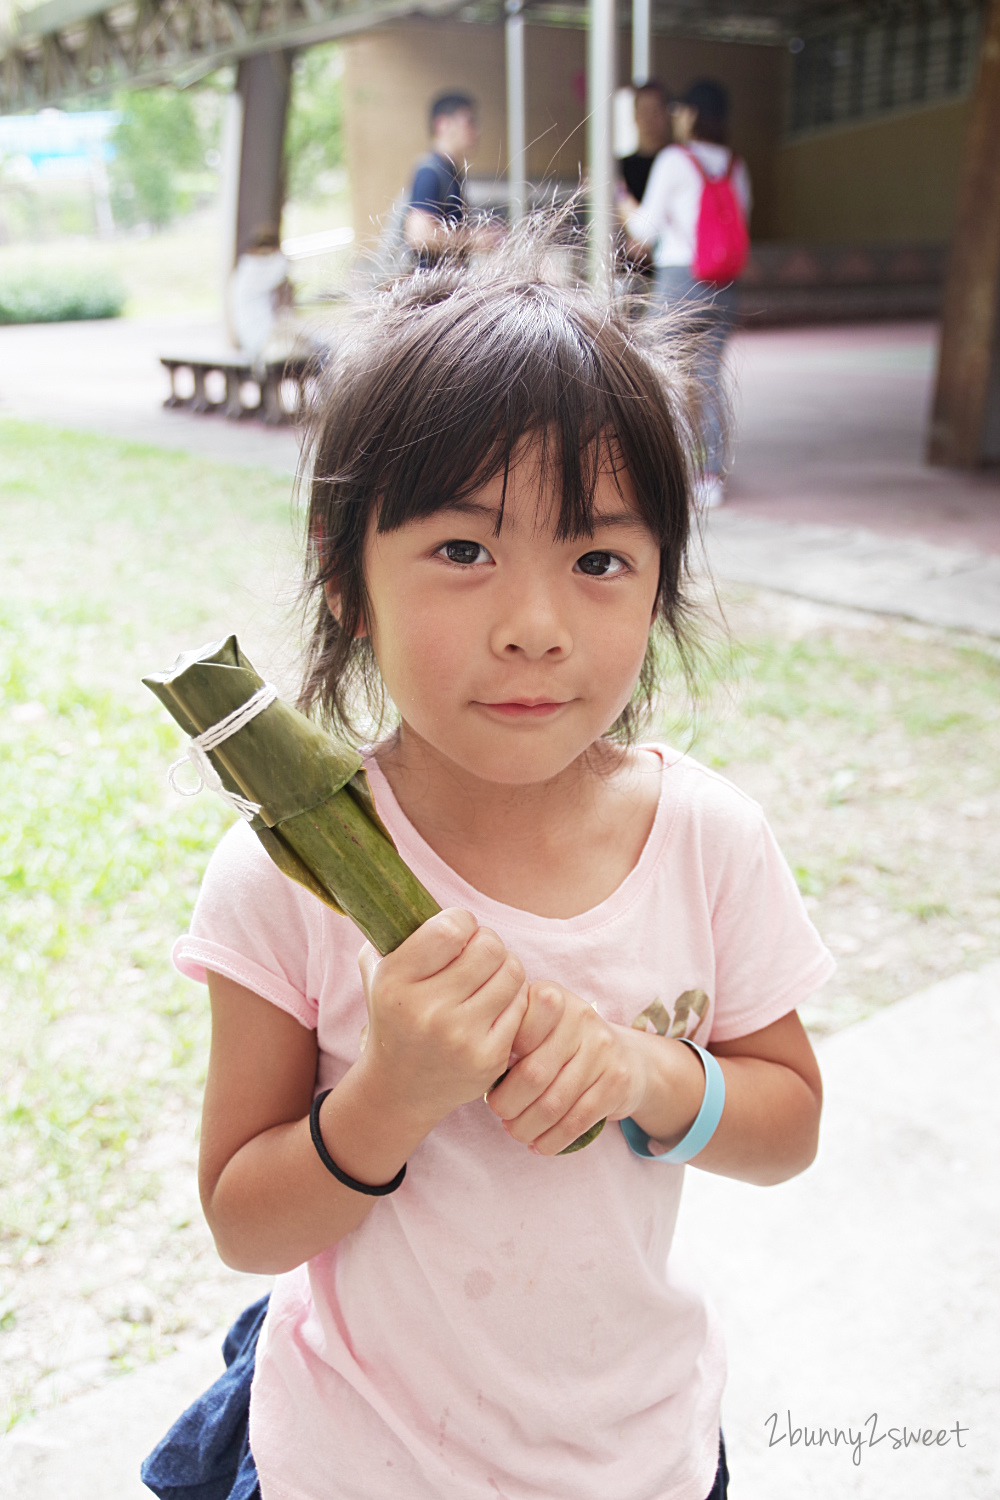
[631,989,709,1040]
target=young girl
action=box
[145,231,833,1500]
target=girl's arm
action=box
[199,909,528,1274]
[488,985,822,1185]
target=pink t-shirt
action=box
[174,745,834,1500]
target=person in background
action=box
[228,225,294,368]
[404,93,485,265]
[617,81,673,294]
[622,79,751,510]
[619,80,672,204]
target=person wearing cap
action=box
[622,79,751,510]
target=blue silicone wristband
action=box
[620,1038,725,1164]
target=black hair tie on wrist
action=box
[309,1089,407,1196]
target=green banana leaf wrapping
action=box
[144,635,604,1154]
[144,635,440,954]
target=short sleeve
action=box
[708,806,834,1042]
[626,146,687,246]
[409,164,446,216]
[172,821,320,1031]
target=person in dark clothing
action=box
[404,92,481,263]
[619,80,672,204]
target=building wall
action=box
[342,21,786,244]
[342,22,966,249]
[772,98,970,243]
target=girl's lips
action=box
[476,700,569,718]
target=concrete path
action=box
[1,962,996,1498]
[0,316,301,473]
[704,512,1000,638]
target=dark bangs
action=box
[299,218,702,741]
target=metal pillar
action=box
[505,0,527,224]
[587,0,616,283]
[632,0,651,86]
[927,0,1000,466]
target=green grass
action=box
[676,591,1000,1029]
[0,266,126,325]
[0,420,297,1338]
[0,192,353,320]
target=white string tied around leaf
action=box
[168,682,277,822]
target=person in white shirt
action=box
[228,225,294,369]
[623,80,751,509]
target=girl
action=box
[145,230,833,1500]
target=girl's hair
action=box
[299,214,709,744]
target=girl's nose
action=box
[489,586,573,660]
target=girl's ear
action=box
[324,581,369,640]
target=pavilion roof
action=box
[0,0,854,114]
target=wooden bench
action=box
[160,350,316,425]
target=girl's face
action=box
[358,452,662,786]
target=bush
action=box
[110,89,205,229]
[0,267,125,324]
[286,45,344,200]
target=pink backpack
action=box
[685,148,750,285]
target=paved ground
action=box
[724,323,1000,556]
[3,314,999,637]
[0,316,301,473]
[1,961,996,1499]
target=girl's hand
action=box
[486,981,670,1156]
[357,908,528,1131]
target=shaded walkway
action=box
[726,323,1000,556]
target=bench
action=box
[160,350,316,425]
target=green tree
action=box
[110,88,204,229]
[285,45,344,200]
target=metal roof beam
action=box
[1,0,468,111]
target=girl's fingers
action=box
[447,925,521,1004]
[385,908,480,983]
[464,956,529,1033]
[508,980,565,1058]
[488,1022,581,1125]
[486,979,531,1054]
[527,1077,609,1157]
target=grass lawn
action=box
[0,194,354,321]
[0,419,298,1426]
[1,417,998,1426]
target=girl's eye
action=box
[576,551,626,577]
[438,540,492,566]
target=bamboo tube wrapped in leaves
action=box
[144,635,604,1153]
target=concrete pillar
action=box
[587,0,616,283]
[927,0,1000,467]
[632,0,651,86]
[505,0,527,224]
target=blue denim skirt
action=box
[141,1294,268,1500]
[142,1294,729,1499]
